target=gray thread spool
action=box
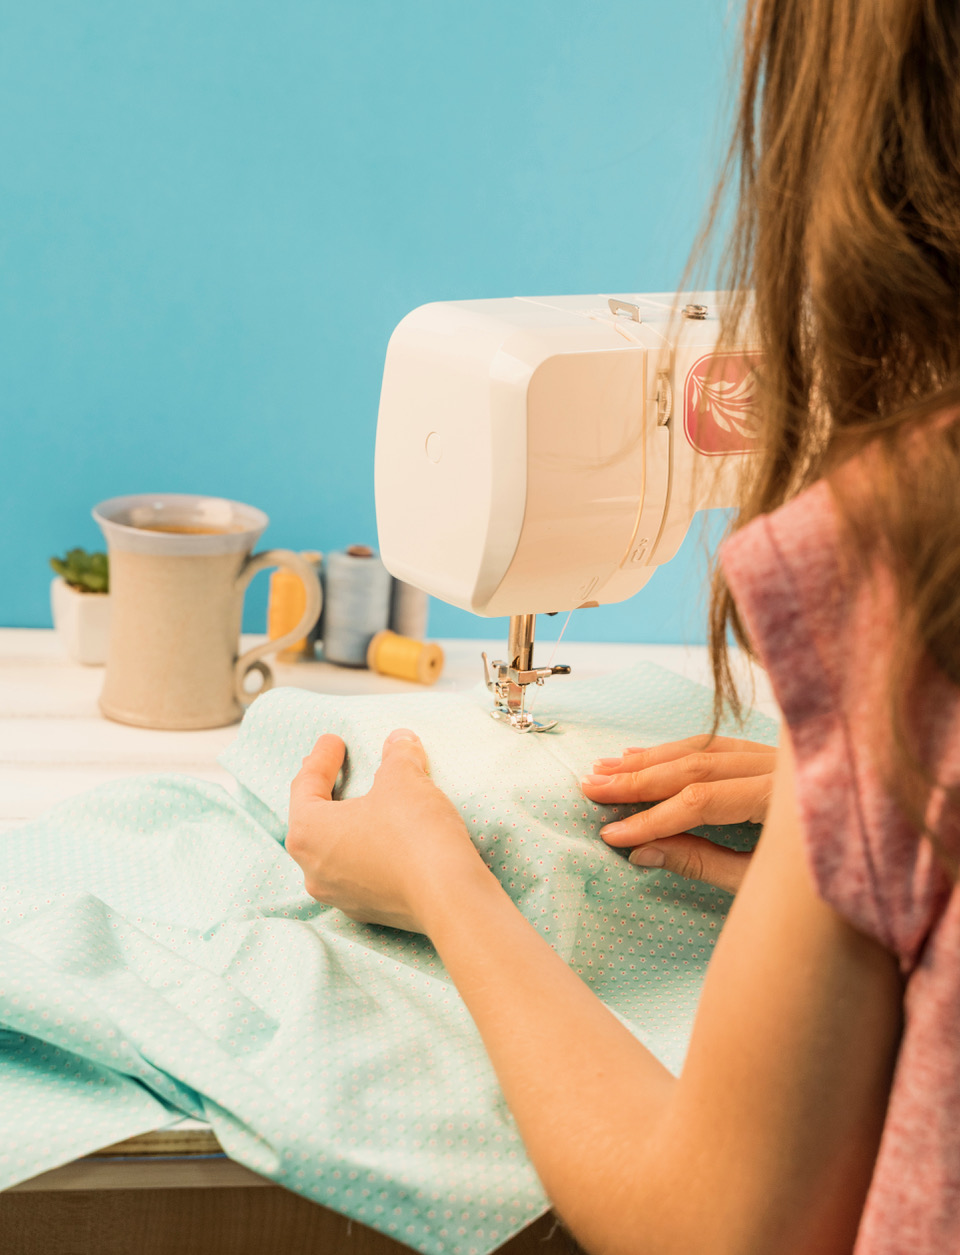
[322,545,393,667]
[389,579,429,640]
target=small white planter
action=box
[50,577,111,666]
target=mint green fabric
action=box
[0,664,775,1253]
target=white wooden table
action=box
[0,627,777,1200]
[0,629,777,838]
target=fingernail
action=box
[387,728,419,743]
[594,757,622,769]
[581,774,612,786]
[599,821,626,836]
[623,747,644,755]
[630,846,666,868]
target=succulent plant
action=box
[50,548,109,594]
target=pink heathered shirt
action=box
[721,479,960,1253]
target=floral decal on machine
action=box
[683,352,762,455]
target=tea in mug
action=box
[132,522,245,535]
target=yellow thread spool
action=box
[268,551,322,660]
[367,630,444,686]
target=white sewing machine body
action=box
[375,292,759,730]
[375,292,759,619]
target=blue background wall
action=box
[0,1,735,642]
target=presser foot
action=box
[489,707,558,734]
[482,646,569,734]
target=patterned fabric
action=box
[0,664,773,1255]
[722,481,960,1255]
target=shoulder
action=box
[721,480,954,965]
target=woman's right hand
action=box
[580,735,778,894]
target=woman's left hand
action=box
[580,735,776,894]
[285,728,491,932]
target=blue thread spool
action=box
[389,579,429,640]
[321,545,393,667]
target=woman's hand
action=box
[286,728,491,932]
[580,735,777,894]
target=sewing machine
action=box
[375,292,759,731]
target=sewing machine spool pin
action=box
[481,613,571,733]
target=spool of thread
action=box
[267,550,323,661]
[389,578,429,640]
[367,630,444,685]
[321,545,393,667]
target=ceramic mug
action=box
[93,494,322,730]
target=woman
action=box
[286,1,960,1250]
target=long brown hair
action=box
[707,0,960,845]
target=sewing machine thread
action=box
[267,551,323,660]
[389,578,429,639]
[367,630,444,685]
[321,545,393,667]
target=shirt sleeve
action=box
[719,482,938,963]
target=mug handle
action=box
[233,549,323,708]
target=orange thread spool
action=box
[367,630,444,685]
[268,550,322,660]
